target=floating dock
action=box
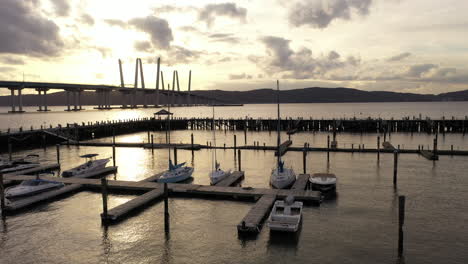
[102,188,165,222]
[382,142,396,151]
[5,163,61,176]
[214,171,245,187]
[420,150,439,160]
[237,194,277,233]
[274,140,292,157]
[291,174,310,190]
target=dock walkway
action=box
[291,174,310,190]
[214,171,244,187]
[237,194,277,233]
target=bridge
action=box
[0,57,215,113]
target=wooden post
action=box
[8,140,12,161]
[303,144,307,174]
[0,173,5,213]
[101,177,109,220]
[398,195,406,258]
[147,131,150,143]
[151,135,154,154]
[244,128,247,145]
[393,150,398,188]
[237,149,241,171]
[433,137,438,156]
[56,144,60,164]
[164,183,170,232]
[234,134,237,151]
[191,133,194,154]
[327,135,330,161]
[377,136,380,161]
[174,147,178,165]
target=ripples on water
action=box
[1,104,468,263]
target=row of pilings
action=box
[1,117,467,153]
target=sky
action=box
[1,0,468,95]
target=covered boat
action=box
[267,195,303,232]
[62,154,109,177]
[310,173,337,192]
[5,178,65,198]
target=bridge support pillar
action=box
[78,90,83,110]
[65,90,71,111]
[38,90,43,111]
[36,88,50,112]
[73,91,78,111]
[8,87,25,113]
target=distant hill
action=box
[0,87,467,106]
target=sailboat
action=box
[209,104,231,185]
[158,87,194,183]
[270,80,296,189]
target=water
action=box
[1,101,468,131]
[1,103,468,263]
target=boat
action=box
[62,154,110,177]
[267,195,303,232]
[270,80,296,189]
[158,100,193,183]
[5,177,65,198]
[0,154,41,173]
[209,103,231,185]
[310,173,337,192]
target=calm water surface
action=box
[1,103,468,263]
[1,101,468,131]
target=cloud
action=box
[0,0,63,56]
[208,33,241,44]
[255,36,355,79]
[104,19,127,27]
[165,46,204,65]
[134,41,153,52]
[0,57,25,65]
[94,47,112,58]
[80,14,95,26]
[198,3,247,27]
[50,0,71,17]
[153,5,197,13]
[229,73,253,80]
[288,0,373,28]
[129,16,174,49]
[387,52,411,62]
[0,66,16,72]
[405,64,438,78]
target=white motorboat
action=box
[209,104,231,185]
[270,80,296,189]
[1,163,40,173]
[62,154,110,177]
[267,195,303,232]
[158,102,194,184]
[5,178,65,198]
[310,173,337,192]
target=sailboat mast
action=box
[212,102,216,171]
[167,84,172,167]
[276,80,281,168]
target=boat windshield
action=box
[275,206,285,214]
[291,207,301,215]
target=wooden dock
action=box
[102,188,165,222]
[70,142,201,150]
[274,140,292,157]
[291,174,310,190]
[214,171,245,187]
[139,172,163,182]
[237,194,277,233]
[420,150,439,160]
[382,142,396,151]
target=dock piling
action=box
[174,147,178,165]
[327,135,330,162]
[234,135,237,151]
[56,144,60,164]
[393,150,399,188]
[377,136,380,161]
[398,195,406,258]
[191,133,194,154]
[101,177,109,221]
[164,183,170,232]
[238,149,242,171]
[151,135,154,154]
[0,173,5,213]
[303,144,307,174]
